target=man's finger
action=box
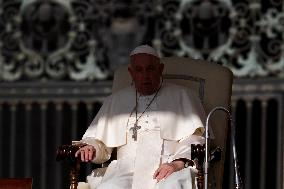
[156,169,168,181]
[84,149,89,162]
[164,171,172,179]
[80,150,85,161]
[75,150,79,157]
[153,169,160,179]
[88,148,94,160]
[153,170,159,178]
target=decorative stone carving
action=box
[0,0,283,81]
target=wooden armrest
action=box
[56,144,86,189]
[56,143,87,161]
[56,143,206,189]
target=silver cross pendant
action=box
[130,123,141,141]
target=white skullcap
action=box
[130,45,159,58]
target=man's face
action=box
[128,53,164,95]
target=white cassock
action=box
[80,83,206,189]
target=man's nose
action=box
[142,71,150,79]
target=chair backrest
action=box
[0,178,32,189]
[112,57,233,189]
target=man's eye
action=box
[135,68,142,72]
[147,66,155,71]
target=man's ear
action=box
[159,63,164,75]
[128,65,134,79]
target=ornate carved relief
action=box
[154,0,284,77]
[0,0,283,81]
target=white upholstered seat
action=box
[112,57,233,189]
[59,57,233,189]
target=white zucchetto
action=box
[130,45,159,58]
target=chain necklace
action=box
[130,80,163,141]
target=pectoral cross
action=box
[130,122,141,141]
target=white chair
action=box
[113,57,233,189]
[57,57,233,189]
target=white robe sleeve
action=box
[80,137,113,164]
[172,134,205,161]
[164,133,205,163]
[82,90,132,147]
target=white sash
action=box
[131,130,163,189]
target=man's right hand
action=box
[75,145,96,162]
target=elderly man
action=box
[75,45,205,189]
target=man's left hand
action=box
[153,160,184,182]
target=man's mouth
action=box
[143,82,152,85]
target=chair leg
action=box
[196,163,204,189]
[70,160,80,189]
[191,144,205,189]
[56,144,84,189]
